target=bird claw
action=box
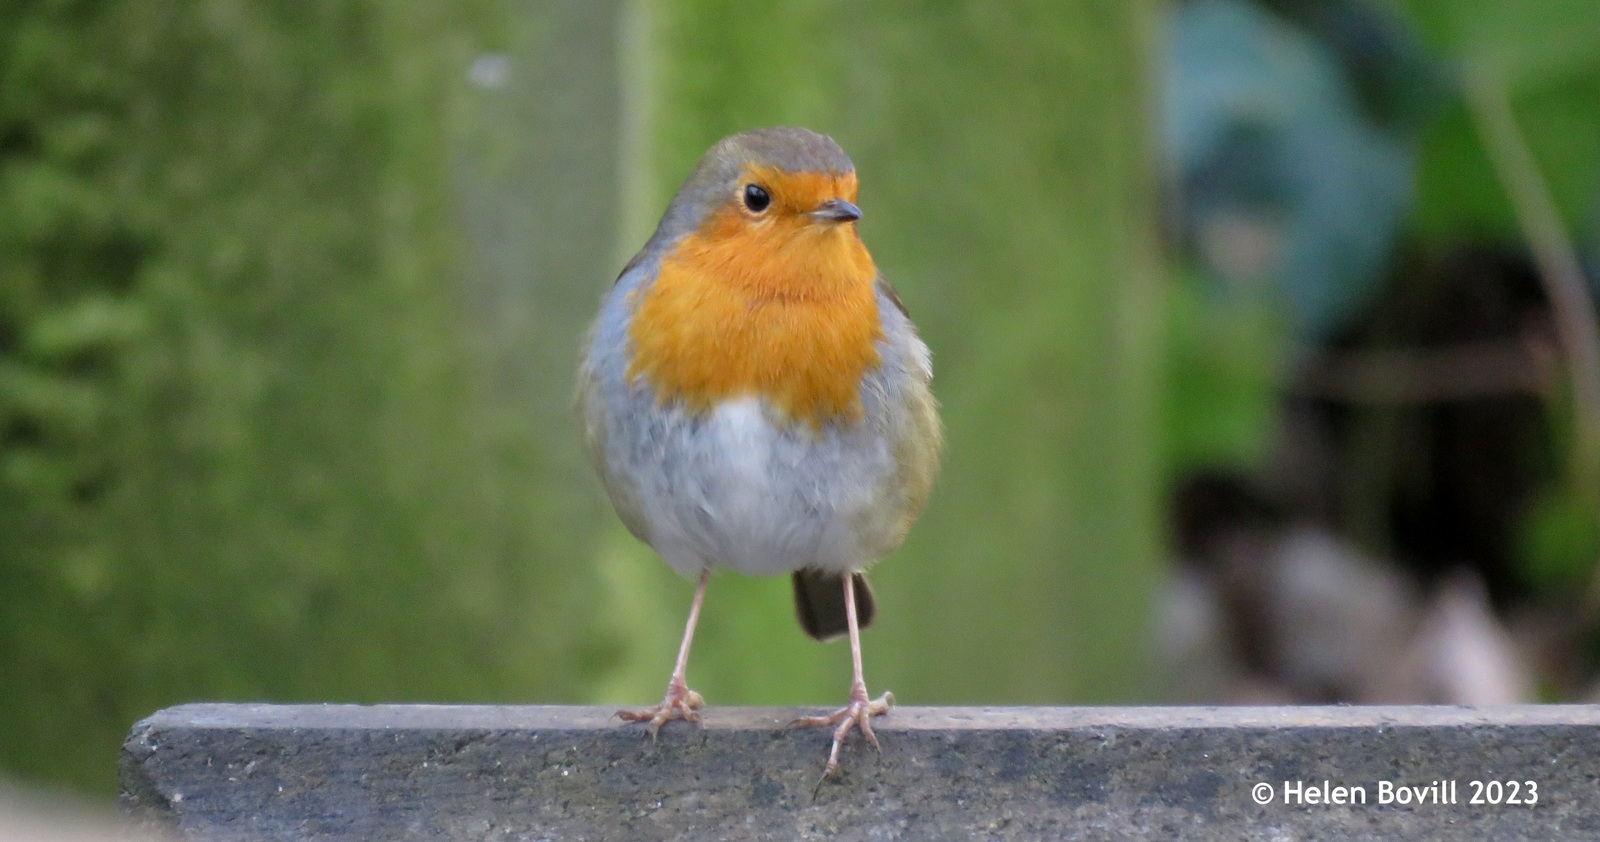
[618,682,705,740]
[792,688,894,796]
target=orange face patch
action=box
[741,164,859,217]
[626,167,881,428]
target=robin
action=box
[577,126,941,787]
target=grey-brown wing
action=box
[875,274,910,318]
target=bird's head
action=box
[648,127,873,296]
[624,128,884,426]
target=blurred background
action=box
[3,0,1598,812]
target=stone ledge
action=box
[121,704,1600,841]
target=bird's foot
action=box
[791,684,894,796]
[617,678,704,739]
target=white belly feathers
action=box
[638,397,894,579]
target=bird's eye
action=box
[742,183,771,213]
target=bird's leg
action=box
[618,569,708,738]
[791,572,893,793]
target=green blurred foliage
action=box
[1517,384,1600,592]
[1397,0,1600,241]
[1520,486,1600,592]
[1,1,615,793]
[1396,0,1600,88]
[1411,71,1600,244]
[1160,271,1286,476]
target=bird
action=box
[576,126,941,787]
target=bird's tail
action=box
[792,571,875,641]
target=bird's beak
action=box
[808,198,862,224]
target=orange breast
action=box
[626,205,881,428]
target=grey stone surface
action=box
[121,704,1600,841]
